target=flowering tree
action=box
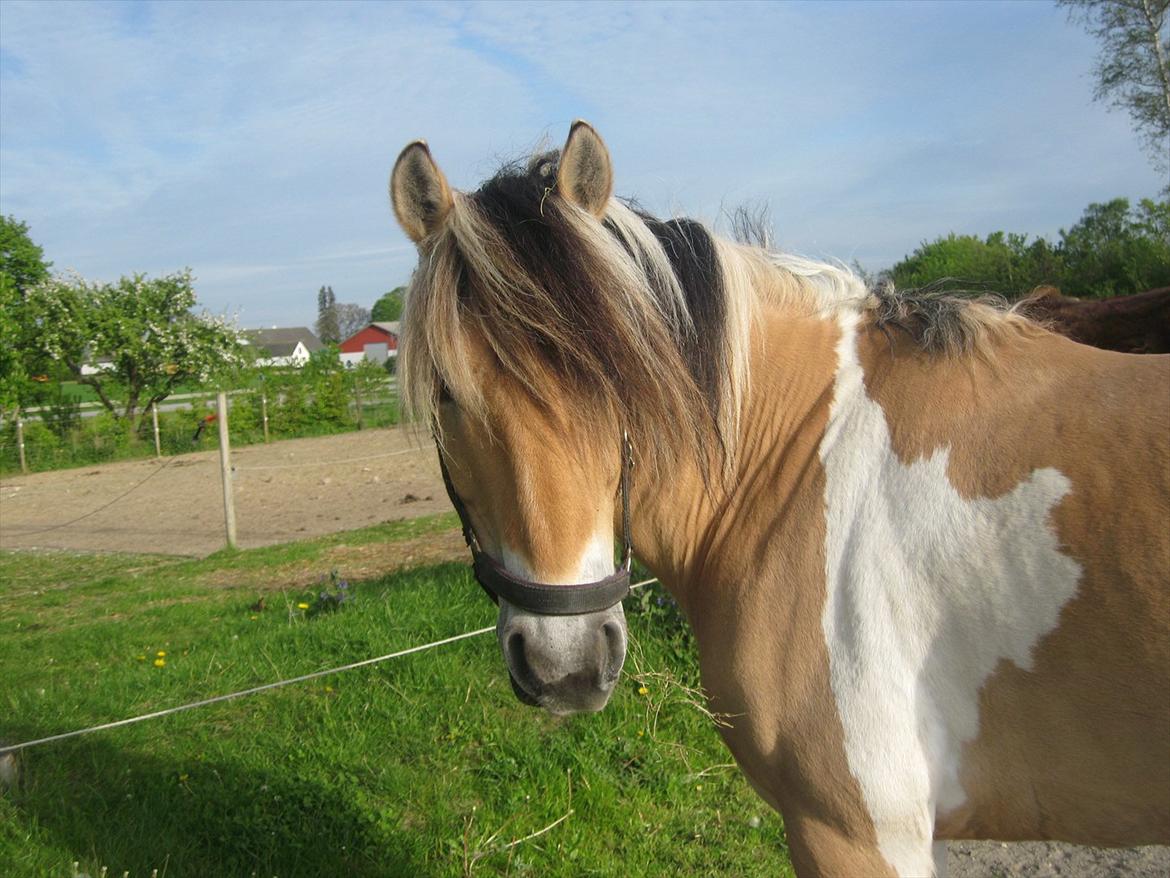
[23,270,247,426]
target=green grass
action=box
[0,518,793,877]
[56,381,208,405]
[56,383,100,404]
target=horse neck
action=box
[628,300,844,613]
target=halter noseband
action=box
[437,434,634,616]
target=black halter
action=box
[437,434,634,616]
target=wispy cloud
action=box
[1,0,1162,327]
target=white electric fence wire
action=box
[233,446,429,472]
[0,578,659,757]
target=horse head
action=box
[389,122,693,715]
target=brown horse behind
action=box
[1020,285,1170,353]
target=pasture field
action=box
[0,517,793,877]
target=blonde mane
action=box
[399,150,1032,473]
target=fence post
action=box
[216,392,238,549]
[353,379,364,430]
[15,411,28,474]
[151,402,162,458]
[261,393,270,443]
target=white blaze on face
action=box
[819,312,1082,877]
[500,528,618,585]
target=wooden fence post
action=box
[15,411,28,474]
[261,393,270,443]
[151,402,162,458]
[216,392,238,549]
[353,380,364,430]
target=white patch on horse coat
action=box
[818,312,1082,877]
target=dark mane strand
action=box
[872,280,1016,354]
[641,215,727,421]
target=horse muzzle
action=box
[498,602,628,715]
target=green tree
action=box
[1058,197,1170,295]
[1059,0,1170,177]
[888,197,1169,298]
[348,357,387,428]
[302,345,348,426]
[0,277,30,413]
[316,285,339,343]
[23,270,247,427]
[0,217,53,412]
[889,232,1062,296]
[0,215,52,294]
[371,286,406,322]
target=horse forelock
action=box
[400,152,738,475]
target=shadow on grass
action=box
[5,731,425,877]
[1,562,500,876]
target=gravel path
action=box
[949,840,1170,877]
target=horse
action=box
[1019,285,1170,354]
[388,121,1170,878]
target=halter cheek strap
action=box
[437,434,635,616]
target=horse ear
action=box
[557,120,613,218]
[391,140,454,244]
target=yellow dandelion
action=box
[297,602,310,610]
[696,784,703,791]
[153,658,166,668]
[178,772,189,782]
[636,729,645,737]
[324,685,333,693]
[637,686,649,696]
[156,650,166,657]
[135,654,146,661]
[249,615,258,621]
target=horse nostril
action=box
[600,620,626,682]
[507,630,527,673]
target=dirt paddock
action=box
[0,428,448,557]
[1,429,1166,875]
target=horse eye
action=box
[437,382,454,404]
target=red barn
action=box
[339,321,399,366]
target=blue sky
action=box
[0,0,1162,329]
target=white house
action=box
[242,327,324,367]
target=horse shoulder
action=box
[840,323,1170,846]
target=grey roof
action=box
[371,321,400,336]
[243,327,324,358]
